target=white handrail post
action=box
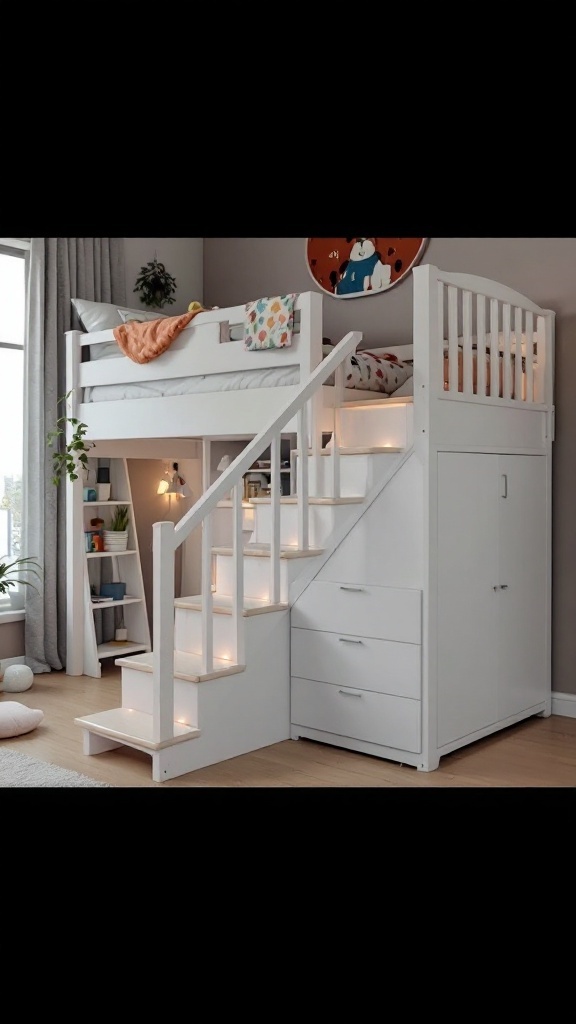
[201,509,214,674]
[297,405,309,550]
[331,364,343,498]
[270,434,281,602]
[152,520,176,745]
[232,479,245,664]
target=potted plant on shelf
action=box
[0,555,43,610]
[46,390,94,485]
[103,505,130,552]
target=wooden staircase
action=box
[74,336,413,781]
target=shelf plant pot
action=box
[100,582,127,600]
[103,530,128,552]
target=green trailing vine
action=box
[46,390,95,485]
[133,257,177,308]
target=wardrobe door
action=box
[437,453,499,746]
[497,455,547,719]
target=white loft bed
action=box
[67,265,555,781]
[67,292,415,444]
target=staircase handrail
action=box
[168,329,362,552]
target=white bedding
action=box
[83,344,415,404]
[84,365,300,403]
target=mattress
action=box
[84,365,300,403]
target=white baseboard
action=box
[0,655,25,674]
[551,691,576,718]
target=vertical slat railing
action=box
[330,363,343,498]
[490,299,500,398]
[231,479,245,664]
[525,311,534,403]
[438,281,445,392]
[462,289,473,396]
[152,520,176,744]
[476,294,487,398]
[269,434,281,603]
[297,404,310,550]
[448,285,459,393]
[201,504,214,674]
[502,303,512,400]
[514,307,524,401]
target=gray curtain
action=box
[23,239,126,673]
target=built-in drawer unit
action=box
[291,628,420,699]
[291,677,421,753]
[291,581,421,644]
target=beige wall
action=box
[0,618,24,659]
[123,238,203,314]
[204,237,576,696]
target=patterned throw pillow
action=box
[244,294,296,350]
[345,350,413,395]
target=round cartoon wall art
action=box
[305,237,428,299]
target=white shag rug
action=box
[0,748,114,787]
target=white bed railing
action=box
[412,265,554,409]
[151,329,361,746]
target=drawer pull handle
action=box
[338,637,363,644]
[339,586,364,592]
[338,689,363,698]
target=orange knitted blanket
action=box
[112,309,202,364]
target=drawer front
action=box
[291,676,421,753]
[291,627,420,699]
[291,580,421,643]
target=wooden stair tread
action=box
[248,495,364,505]
[212,543,323,559]
[294,446,404,456]
[74,708,201,751]
[340,395,413,408]
[174,595,288,616]
[114,650,246,682]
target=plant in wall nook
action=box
[46,391,95,485]
[110,505,130,532]
[133,258,177,309]
[103,505,130,553]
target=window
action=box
[0,240,27,612]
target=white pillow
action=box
[0,701,44,738]
[71,297,167,333]
[71,298,168,361]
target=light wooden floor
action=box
[3,661,576,787]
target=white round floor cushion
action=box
[1,663,35,692]
[0,701,44,738]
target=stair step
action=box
[211,543,323,559]
[74,707,201,751]
[340,395,413,408]
[114,650,246,682]
[295,445,404,456]
[249,496,364,505]
[175,594,288,616]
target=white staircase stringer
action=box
[117,608,292,781]
[289,445,416,606]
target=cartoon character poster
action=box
[306,238,428,299]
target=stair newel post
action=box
[330,362,343,499]
[269,434,281,603]
[201,506,214,675]
[152,520,177,745]
[232,479,245,665]
[297,404,310,550]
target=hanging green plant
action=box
[133,257,177,309]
